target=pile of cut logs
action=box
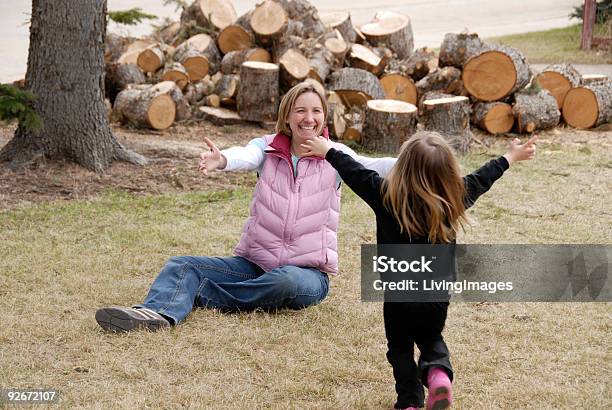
[104,0,611,154]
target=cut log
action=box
[162,63,190,90]
[250,0,288,45]
[344,123,363,142]
[320,11,358,43]
[363,99,418,153]
[217,24,255,54]
[271,35,303,63]
[307,48,332,84]
[105,33,132,63]
[159,21,182,46]
[471,101,514,134]
[237,61,280,122]
[215,74,239,101]
[185,77,216,104]
[113,87,176,130]
[438,32,483,68]
[324,32,349,67]
[422,96,472,153]
[360,11,414,59]
[513,90,560,133]
[174,34,222,81]
[278,49,310,91]
[204,94,221,107]
[181,0,237,31]
[416,67,464,96]
[148,81,192,121]
[137,44,165,73]
[221,48,271,74]
[535,63,582,108]
[273,0,326,38]
[462,44,531,101]
[582,74,608,85]
[105,62,146,103]
[380,73,417,105]
[327,91,346,139]
[347,44,384,75]
[328,68,385,102]
[386,47,436,81]
[199,106,245,125]
[562,80,612,129]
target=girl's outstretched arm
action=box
[464,135,537,208]
[302,136,384,210]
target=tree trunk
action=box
[0,0,145,172]
[535,63,582,108]
[363,99,418,154]
[421,96,472,153]
[562,80,612,129]
[513,90,560,133]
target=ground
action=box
[1,120,609,211]
[1,121,611,408]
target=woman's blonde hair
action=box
[381,131,467,243]
[276,81,328,136]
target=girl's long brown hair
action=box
[381,132,467,243]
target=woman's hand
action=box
[199,137,227,175]
[300,136,333,157]
[504,135,537,165]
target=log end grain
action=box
[217,24,254,54]
[147,94,176,130]
[462,51,517,101]
[380,73,417,104]
[536,71,572,108]
[562,87,599,129]
[251,0,287,37]
[483,103,514,134]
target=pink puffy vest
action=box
[234,132,341,274]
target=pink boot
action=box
[426,367,452,410]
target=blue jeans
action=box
[136,256,330,324]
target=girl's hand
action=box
[199,137,227,175]
[504,135,538,165]
[300,136,333,157]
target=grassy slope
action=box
[486,23,612,64]
[1,136,611,408]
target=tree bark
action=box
[421,96,472,153]
[513,90,560,133]
[0,0,145,172]
[328,68,385,100]
[237,62,280,122]
[320,11,358,43]
[386,47,436,81]
[438,32,483,68]
[363,99,418,154]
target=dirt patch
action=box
[0,121,610,211]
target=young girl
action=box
[301,131,536,409]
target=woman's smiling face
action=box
[287,91,325,145]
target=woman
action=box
[95,82,395,332]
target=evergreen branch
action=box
[108,8,157,26]
[0,84,42,131]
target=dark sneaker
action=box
[95,306,170,332]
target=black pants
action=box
[384,301,453,409]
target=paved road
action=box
[0,0,601,83]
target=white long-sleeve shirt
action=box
[220,137,396,184]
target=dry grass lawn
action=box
[1,128,611,408]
